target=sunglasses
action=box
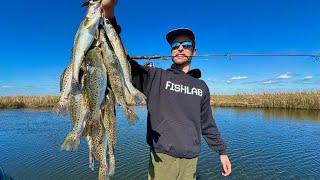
[171,40,194,50]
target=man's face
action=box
[171,35,196,65]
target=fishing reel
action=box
[144,58,155,68]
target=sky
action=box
[0,0,319,96]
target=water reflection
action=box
[1,108,320,179]
[230,107,320,122]
[0,166,14,180]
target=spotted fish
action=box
[57,1,102,111]
[82,47,108,136]
[99,28,138,122]
[86,87,116,179]
[72,1,102,84]
[60,65,89,151]
[102,18,146,105]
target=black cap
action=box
[166,28,195,46]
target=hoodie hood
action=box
[168,65,201,79]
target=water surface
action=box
[0,107,319,179]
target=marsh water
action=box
[0,107,319,180]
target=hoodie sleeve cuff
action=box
[218,149,227,155]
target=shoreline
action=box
[0,92,319,110]
[211,92,320,110]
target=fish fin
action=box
[86,119,100,137]
[124,107,138,124]
[133,92,147,106]
[82,122,90,136]
[124,92,137,106]
[124,89,146,106]
[53,99,69,115]
[61,132,81,151]
[89,159,95,171]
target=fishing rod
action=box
[130,53,320,61]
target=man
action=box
[84,0,232,179]
[129,28,232,180]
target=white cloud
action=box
[1,85,10,88]
[302,76,313,80]
[206,77,218,83]
[277,72,292,79]
[230,76,248,80]
[226,80,232,84]
[262,80,275,84]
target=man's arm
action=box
[127,56,149,93]
[200,89,226,154]
[200,86,231,176]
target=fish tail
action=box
[133,91,147,105]
[98,164,108,180]
[124,88,146,106]
[123,90,136,106]
[124,107,138,123]
[105,114,116,177]
[61,132,81,151]
[87,136,95,171]
[108,154,115,177]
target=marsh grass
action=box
[0,96,59,109]
[0,92,319,110]
[211,92,320,110]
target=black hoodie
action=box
[129,59,227,158]
[109,16,226,158]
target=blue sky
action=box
[1,0,319,96]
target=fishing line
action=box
[130,54,320,61]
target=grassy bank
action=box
[211,92,320,110]
[0,96,59,109]
[0,92,319,110]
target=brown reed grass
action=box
[0,92,319,110]
[211,92,320,110]
[0,96,59,109]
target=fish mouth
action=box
[82,0,101,7]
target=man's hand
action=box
[101,0,117,18]
[101,0,117,8]
[220,155,231,176]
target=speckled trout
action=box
[99,29,138,122]
[102,18,146,105]
[72,1,102,84]
[85,87,116,179]
[82,47,108,136]
[57,1,102,110]
[59,65,89,151]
